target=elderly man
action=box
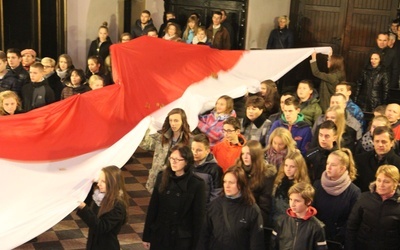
[354,126,400,192]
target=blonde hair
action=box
[277,15,290,26]
[288,182,314,205]
[376,165,400,185]
[0,90,21,115]
[325,105,345,148]
[273,151,310,194]
[41,57,56,67]
[88,75,104,88]
[215,95,234,114]
[266,127,297,153]
[329,148,357,181]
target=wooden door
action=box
[343,0,398,82]
[165,0,247,49]
[290,0,398,82]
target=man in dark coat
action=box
[131,10,156,38]
[369,32,399,89]
[206,11,231,50]
[354,126,400,192]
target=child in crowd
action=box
[0,90,22,115]
[241,96,271,147]
[61,69,90,100]
[21,62,55,112]
[147,27,158,38]
[87,55,112,85]
[271,182,327,250]
[267,97,312,156]
[272,151,310,222]
[296,79,322,126]
[88,75,104,90]
[258,80,280,117]
[182,16,198,44]
[192,26,209,45]
[197,95,236,148]
[373,105,386,116]
[264,127,297,170]
[120,32,132,43]
[163,23,181,41]
[140,108,192,193]
[56,54,75,83]
[213,116,246,172]
[191,134,223,203]
[77,166,129,250]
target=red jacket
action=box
[212,134,246,172]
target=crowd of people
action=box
[3,8,400,250]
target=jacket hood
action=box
[280,112,305,124]
[197,153,217,167]
[264,163,277,178]
[135,19,154,27]
[287,206,317,220]
[298,89,320,105]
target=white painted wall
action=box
[66,0,122,69]
[246,0,291,49]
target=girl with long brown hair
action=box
[77,166,129,250]
[141,108,192,193]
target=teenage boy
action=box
[267,96,312,156]
[0,51,19,94]
[206,11,231,50]
[335,82,364,126]
[271,182,327,250]
[191,134,223,203]
[21,62,55,112]
[306,120,339,183]
[213,116,246,172]
[296,79,322,126]
[241,95,271,147]
[6,48,30,93]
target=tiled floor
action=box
[16,148,153,250]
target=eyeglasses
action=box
[169,157,185,163]
[223,129,236,134]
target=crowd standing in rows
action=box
[3,9,400,250]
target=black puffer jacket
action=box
[355,64,389,112]
[0,70,21,96]
[346,184,400,250]
[200,196,265,250]
[306,144,338,183]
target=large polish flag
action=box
[0,36,330,249]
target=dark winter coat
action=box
[142,170,206,250]
[369,46,399,89]
[245,164,277,228]
[355,64,389,112]
[310,123,357,153]
[310,60,345,112]
[193,153,223,204]
[0,70,21,96]
[132,19,156,38]
[313,180,360,244]
[87,37,113,61]
[306,144,338,183]
[354,149,400,192]
[21,78,55,112]
[271,207,327,250]
[45,71,64,101]
[266,27,294,49]
[271,177,294,223]
[77,200,126,250]
[9,64,30,93]
[346,184,400,250]
[206,25,231,50]
[200,196,265,250]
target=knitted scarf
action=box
[265,147,288,169]
[321,170,351,196]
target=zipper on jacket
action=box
[292,221,299,249]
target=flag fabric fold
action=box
[0,36,330,249]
